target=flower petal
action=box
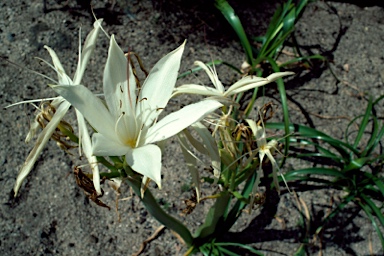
[51,84,116,137]
[103,35,137,120]
[265,150,280,194]
[76,110,102,195]
[194,61,225,93]
[44,46,73,85]
[226,71,294,96]
[145,99,223,144]
[125,144,162,188]
[14,101,71,196]
[172,84,222,97]
[245,119,257,135]
[139,41,186,126]
[73,19,103,84]
[92,133,129,156]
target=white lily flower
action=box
[245,119,290,205]
[51,36,223,188]
[246,119,280,194]
[13,19,103,196]
[172,61,294,101]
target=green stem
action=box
[221,172,255,232]
[96,156,119,172]
[125,176,193,246]
[57,123,79,144]
[99,170,122,179]
[243,69,263,118]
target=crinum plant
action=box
[8,20,294,255]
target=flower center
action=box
[125,138,137,148]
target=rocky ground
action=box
[1,0,383,255]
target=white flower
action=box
[246,119,280,193]
[51,36,223,188]
[172,61,294,101]
[12,19,103,196]
[246,119,289,202]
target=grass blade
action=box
[358,195,384,249]
[215,0,254,67]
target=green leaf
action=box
[353,97,373,148]
[284,167,347,181]
[125,177,193,246]
[214,0,254,66]
[96,156,119,172]
[266,122,358,159]
[216,242,264,255]
[194,191,231,239]
[358,195,384,249]
[360,194,384,229]
[363,172,384,198]
[343,157,370,171]
[221,173,256,231]
[279,54,326,68]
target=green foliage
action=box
[253,0,309,65]
[214,0,254,67]
[267,95,384,249]
[106,1,383,254]
[213,0,325,166]
[214,0,325,74]
[126,176,194,246]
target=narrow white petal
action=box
[266,71,295,81]
[89,157,102,195]
[44,46,73,85]
[125,144,162,188]
[139,41,186,126]
[225,76,267,96]
[50,96,66,108]
[145,100,223,144]
[104,36,139,142]
[14,101,71,196]
[25,116,40,143]
[194,61,225,93]
[73,19,103,84]
[172,84,222,97]
[226,72,294,96]
[266,150,280,193]
[4,97,61,109]
[245,119,257,136]
[103,35,137,120]
[51,84,115,137]
[255,126,267,148]
[76,110,102,195]
[92,133,129,156]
